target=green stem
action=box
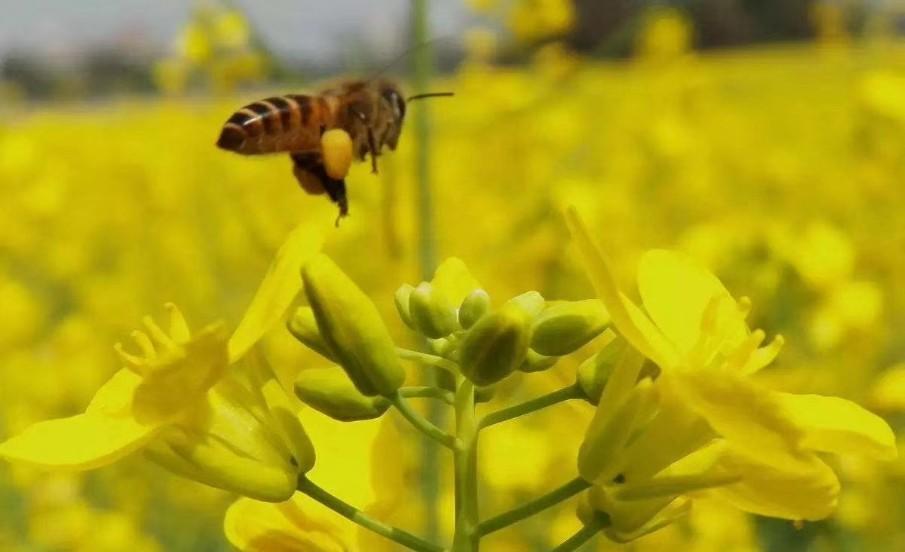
[479,384,582,429]
[390,391,461,450]
[297,476,443,552]
[400,385,455,405]
[397,347,459,375]
[452,377,480,552]
[476,477,591,537]
[410,0,441,539]
[550,520,604,552]
[410,0,434,275]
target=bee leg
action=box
[290,152,325,195]
[291,152,348,225]
[320,173,349,226]
[367,128,379,175]
[350,106,379,175]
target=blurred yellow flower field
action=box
[3,28,905,551]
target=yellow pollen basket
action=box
[321,128,354,180]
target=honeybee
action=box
[216,78,451,223]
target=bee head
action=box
[380,83,407,125]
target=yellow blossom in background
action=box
[635,7,694,60]
[510,0,575,43]
[153,1,270,94]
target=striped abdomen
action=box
[216,95,333,155]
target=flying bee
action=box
[216,78,452,223]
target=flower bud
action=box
[505,291,545,319]
[295,366,390,421]
[520,349,558,373]
[302,255,405,396]
[394,284,416,329]
[287,307,336,361]
[409,282,459,339]
[475,384,497,403]
[577,332,627,403]
[531,300,609,356]
[459,289,491,329]
[459,304,531,386]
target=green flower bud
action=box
[459,289,491,329]
[459,304,531,386]
[577,332,627,403]
[394,284,416,329]
[475,384,497,403]
[287,307,336,361]
[531,299,609,356]
[409,282,459,339]
[520,349,558,373]
[505,291,545,318]
[429,337,455,357]
[294,366,390,421]
[302,254,405,397]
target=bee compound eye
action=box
[382,89,404,118]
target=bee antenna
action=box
[367,35,455,81]
[407,92,455,102]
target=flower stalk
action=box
[297,476,443,552]
[476,476,591,538]
[452,377,480,552]
[389,391,461,450]
[479,384,583,429]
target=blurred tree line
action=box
[0,0,901,100]
[564,0,875,54]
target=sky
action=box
[0,1,473,63]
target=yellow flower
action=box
[635,7,693,60]
[566,206,896,521]
[0,221,326,501]
[224,495,353,552]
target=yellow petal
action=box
[778,393,897,460]
[0,413,157,470]
[132,324,229,424]
[637,249,748,357]
[621,389,714,482]
[565,207,678,369]
[712,448,840,521]
[229,220,328,363]
[86,369,142,416]
[670,371,804,465]
[224,496,350,552]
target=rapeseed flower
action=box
[566,207,895,525]
[0,221,326,501]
